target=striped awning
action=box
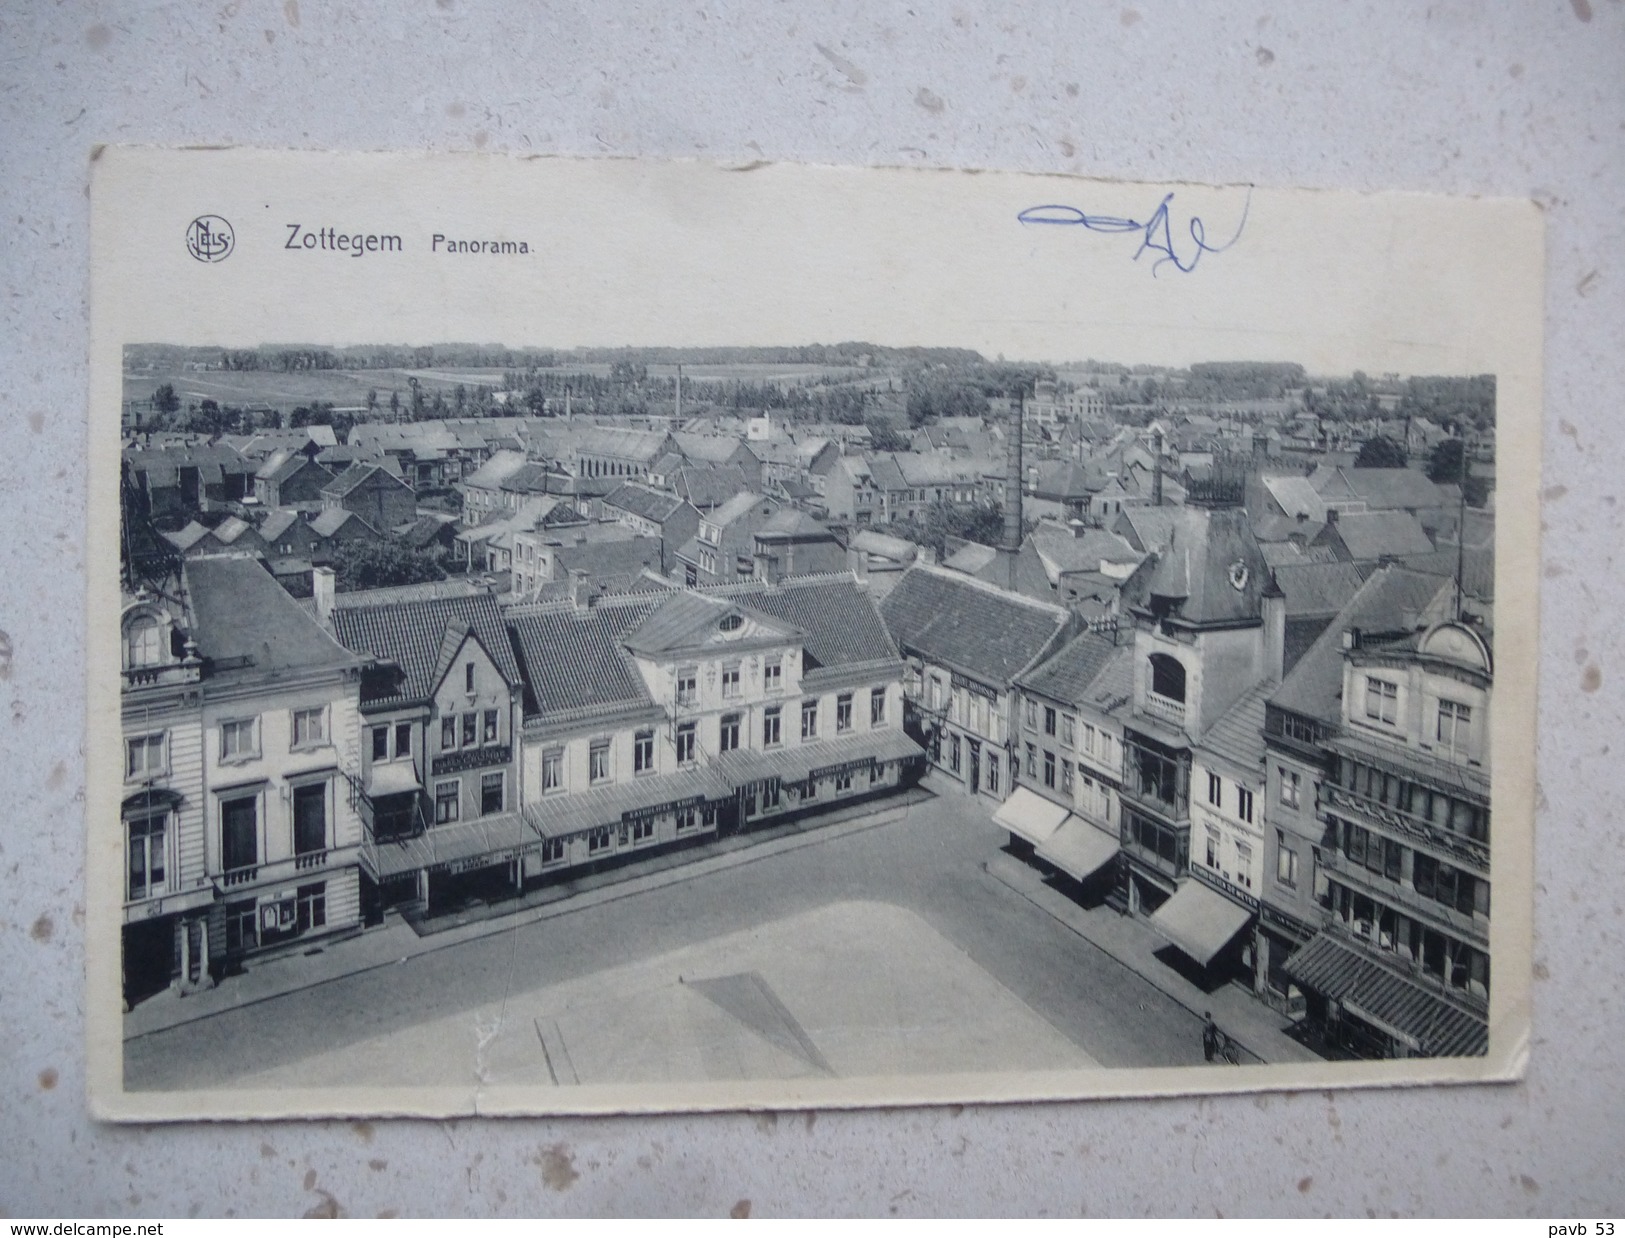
[522,763,735,841]
[1036,816,1120,881]
[1149,878,1254,968]
[992,787,1070,847]
[364,811,534,878]
[1283,931,1489,1057]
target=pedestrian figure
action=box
[1202,1011,1219,1062]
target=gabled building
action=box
[254,450,336,510]
[118,556,370,1007]
[1259,567,1454,1017]
[671,432,763,490]
[327,581,528,917]
[601,482,702,574]
[880,565,1079,800]
[508,576,918,883]
[1007,630,1135,895]
[322,462,417,535]
[1112,505,1287,982]
[751,509,846,580]
[673,492,780,587]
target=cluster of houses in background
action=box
[119,376,1496,1062]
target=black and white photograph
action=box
[87,151,1540,1119]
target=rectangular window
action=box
[871,687,887,725]
[224,900,257,953]
[296,882,327,933]
[1278,767,1301,808]
[1276,831,1299,885]
[222,718,259,761]
[1437,699,1472,754]
[764,661,782,693]
[675,806,697,832]
[948,733,961,773]
[465,662,476,693]
[1044,706,1057,736]
[542,748,563,792]
[441,716,457,750]
[542,837,566,863]
[1205,826,1220,868]
[483,709,499,743]
[987,755,1000,794]
[291,708,327,748]
[676,722,697,764]
[221,795,257,872]
[1081,723,1096,757]
[676,667,698,706]
[1061,761,1074,795]
[1025,699,1038,728]
[589,739,610,783]
[394,723,412,759]
[835,771,853,792]
[434,780,460,824]
[1043,749,1056,789]
[1236,841,1253,889]
[801,699,818,740]
[1238,788,1254,824]
[1060,715,1075,748]
[630,817,654,843]
[722,665,741,699]
[634,730,654,773]
[929,676,943,711]
[1364,677,1399,724]
[125,732,166,780]
[480,772,504,815]
[763,706,781,747]
[1207,772,1222,806]
[293,783,327,854]
[127,816,166,901]
[587,826,611,853]
[719,713,741,753]
[804,777,818,800]
[836,693,853,733]
[462,712,477,747]
[1024,742,1037,778]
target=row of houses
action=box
[118,556,923,1007]
[882,502,1494,1060]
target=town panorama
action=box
[116,343,1497,1090]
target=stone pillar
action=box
[174,919,190,995]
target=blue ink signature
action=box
[1017,189,1251,275]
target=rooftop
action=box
[331,589,523,708]
[880,565,1071,686]
[185,557,361,683]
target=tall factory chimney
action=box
[1001,391,1024,590]
[675,363,683,423]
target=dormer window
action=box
[124,615,164,669]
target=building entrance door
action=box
[968,740,981,794]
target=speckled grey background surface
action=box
[3,0,1622,1218]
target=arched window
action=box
[1148,653,1186,703]
[125,616,163,669]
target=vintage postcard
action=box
[87,149,1541,1119]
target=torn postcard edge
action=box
[87,149,1540,1120]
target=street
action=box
[125,791,1216,1090]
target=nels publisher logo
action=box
[185,215,234,263]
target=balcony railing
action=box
[1321,784,1489,872]
[1141,692,1187,727]
[1320,848,1489,947]
[213,845,361,893]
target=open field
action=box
[122,365,510,410]
[123,360,874,410]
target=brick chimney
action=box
[312,565,336,626]
[1001,394,1023,590]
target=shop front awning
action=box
[1283,930,1489,1057]
[991,786,1070,847]
[522,763,735,841]
[364,812,534,878]
[1149,878,1254,968]
[711,728,925,792]
[366,761,423,799]
[1036,815,1121,881]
